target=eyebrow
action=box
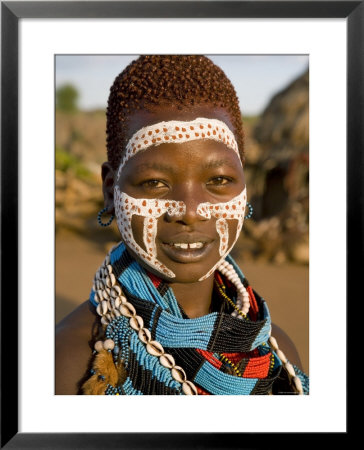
[134,158,238,174]
[202,159,238,170]
[134,162,176,174]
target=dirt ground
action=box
[56,229,309,374]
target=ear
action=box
[101,162,115,214]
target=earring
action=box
[97,207,115,227]
[245,202,253,220]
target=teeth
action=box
[171,242,204,249]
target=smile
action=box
[160,238,214,264]
[168,242,204,249]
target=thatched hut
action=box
[237,69,309,264]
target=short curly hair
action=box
[106,55,244,170]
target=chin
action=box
[165,268,212,284]
[146,262,213,284]
[123,243,218,284]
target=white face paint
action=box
[196,188,246,281]
[114,187,186,278]
[116,117,241,180]
[114,117,246,281]
[114,186,247,280]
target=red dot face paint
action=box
[114,116,245,282]
[114,187,247,281]
[116,118,241,181]
[114,187,186,278]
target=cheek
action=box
[130,215,147,250]
[226,219,241,245]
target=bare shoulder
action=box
[55,300,98,395]
[271,323,303,371]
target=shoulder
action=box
[55,300,99,394]
[270,323,303,371]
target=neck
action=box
[168,275,215,318]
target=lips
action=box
[169,242,204,249]
[160,234,215,263]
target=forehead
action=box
[124,104,237,144]
[115,105,241,180]
[124,138,242,174]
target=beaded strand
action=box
[214,278,248,320]
[268,336,303,394]
[92,252,198,395]
[217,260,250,317]
[90,246,303,395]
[218,354,242,377]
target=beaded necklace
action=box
[82,242,308,395]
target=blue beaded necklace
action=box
[85,242,309,395]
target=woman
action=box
[56,55,309,395]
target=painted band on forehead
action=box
[115,117,241,181]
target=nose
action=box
[165,183,207,226]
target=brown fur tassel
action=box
[82,350,128,395]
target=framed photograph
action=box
[2,1,360,447]
[54,52,310,382]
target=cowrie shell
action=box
[114,297,121,309]
[182,380,198,395]
[106,273,116,288]
[159,353,175,369]
[285,362,296,378]
[101,316,109,326]
[96,280,104,290]
[106,264,113,274]
[119,302,136,318]
[276,349,287,364]
[129,315,144,331]
[101,301,108,315]
[171,366,187,383]
[293,376,303,394]
[111,285,122,298]
[96,303,102,316]
[269,336,279,351]
[119,295,128,305]
[102,290,110,301]
[146,340,164,357]
[138,328,151,344]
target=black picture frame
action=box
[1,1,360,448]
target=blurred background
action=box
[55,55,309,374]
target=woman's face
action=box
[109,105,245,283]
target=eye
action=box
[206,176,233,186]
[141,179,169,190]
